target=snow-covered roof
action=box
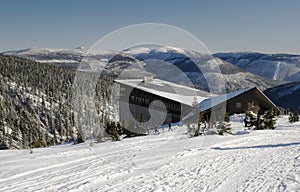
[200,87,253,111]
[115,78,211,106]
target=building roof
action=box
[199,87,279,112]
[115,78,213,106]
[200,87,253,111]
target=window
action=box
[145,99,149,105]
[236,102,241,108]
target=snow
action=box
[156,46,187,54]
[273,62,281,80]
[115,78,210,106]
[2,47,87,56]
[123,47,152,55]
[200,87,253,111]
[124,46,187,55]
[214,52,300,82]
[0,116,299,191]
[36,59,79,63]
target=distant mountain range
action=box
[2,47,300,112]
[124,47,281,92]
[2,47,281,92]
[214,52,300,82]
[214,52,300,111]
[3,47,85,69]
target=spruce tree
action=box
[105,121,120,141]
[262,109,276,129]
[76,128,85,144]
[217,107,231,135]
[289,108,299,123]
[244,111,258,128]
[253,109,276,130]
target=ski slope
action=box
[0,116,299,192]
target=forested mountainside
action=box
[125,47,280,91]
[264,81,300,112]
[214,52,300,82]
[0,55,115,149]
[4,47,280,92]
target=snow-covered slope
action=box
[3,47,86,69]
[214,52,300,82]
[2,48,149,77]
[0,116,299,191]
[125,47,280,92]
[264,81,300,112]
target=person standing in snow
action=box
[168,123,172,131]
[154,125,159,134]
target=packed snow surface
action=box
[0,116,299,192]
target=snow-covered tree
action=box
[262,109,276,130]
[247,109,276,130]
[217,108,232,135]
[289,108,299,123]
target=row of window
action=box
[130,95,150,105]
[129,95,181,112]
[166,103,181,112]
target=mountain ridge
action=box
[2,47,286,92]
[214,52,300,82]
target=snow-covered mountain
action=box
[264,81,300,112]
[2,47,281,92]
[2,47,151,78]
[125,47,280,92]
[214,52,300,82]
[3,47,86,69]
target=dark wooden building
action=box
[200,87,280,117]
[115,76,209,128]
[115,77,279,130]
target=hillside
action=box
[0,54,115,149]
[0,116,299,191]
[214,52,300,82]
[3,47,280,92]
[264,81,300,112]
[2,47,149,78]
[3,47,85,69]
[125,47,280,92]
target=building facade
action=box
[115,78,279,131]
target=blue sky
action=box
[1,0,299,53]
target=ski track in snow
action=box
[0,116,299,192]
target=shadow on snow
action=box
[212,142,300,150]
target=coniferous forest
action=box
[0,54,115,149]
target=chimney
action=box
[144,75,153,83]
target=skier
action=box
[168,123,172,131]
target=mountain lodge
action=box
[115,77,279,128]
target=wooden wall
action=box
[118,84,192,126]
